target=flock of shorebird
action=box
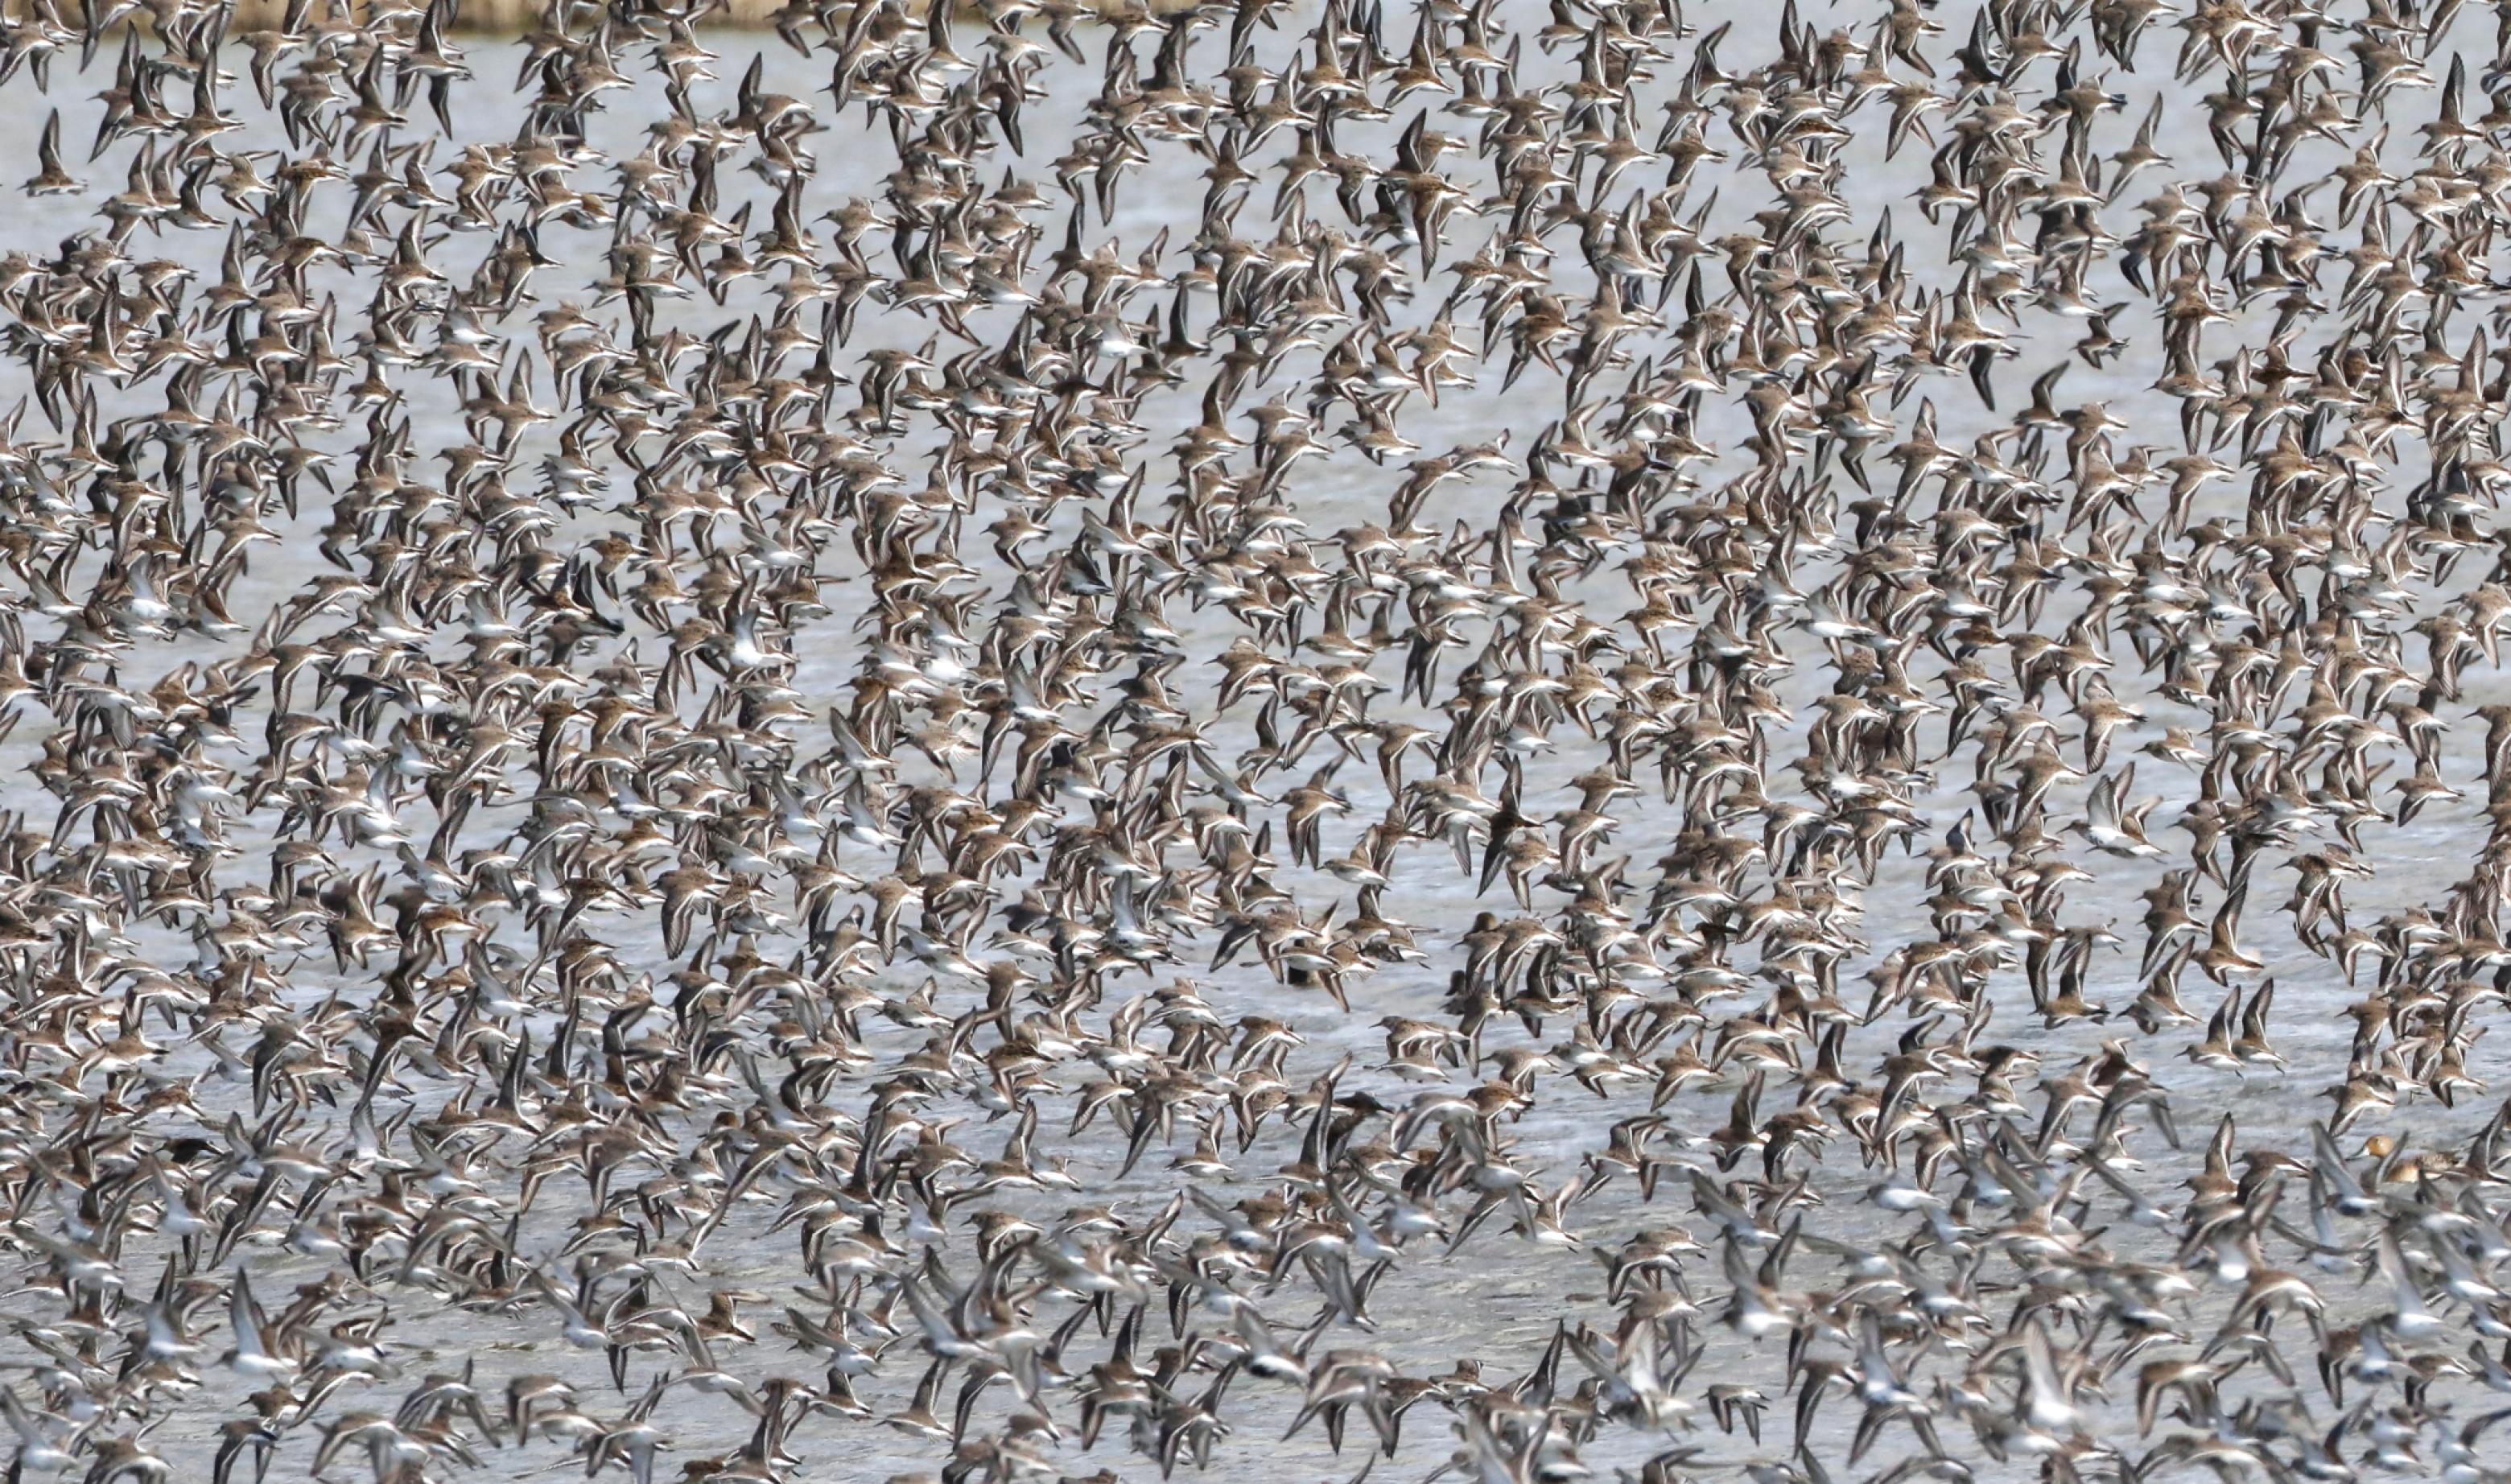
[4,0,2511,1480]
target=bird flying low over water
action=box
[0,0,2506,1482]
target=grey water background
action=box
[0,1,2497,1479]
